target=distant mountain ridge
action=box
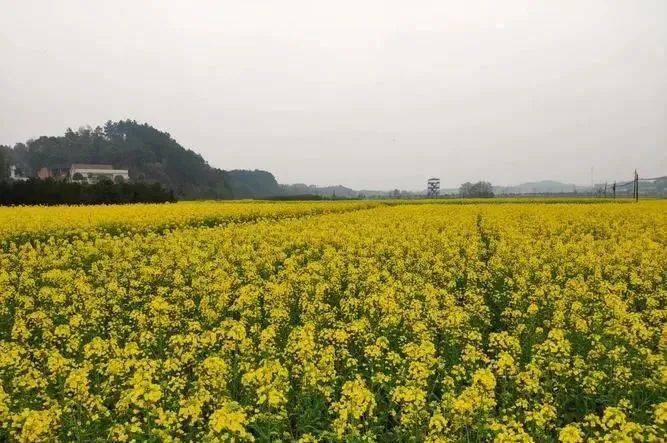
[494,180,581,194]
[281,183,359,198]
[280,180,613,197]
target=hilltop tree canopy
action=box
[2,120,283,199]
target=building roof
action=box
[71,164,114,170]
[44,164,71,170]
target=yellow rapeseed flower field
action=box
[0,200,665,441]
[0,200,381,242]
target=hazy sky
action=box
[1,1,665,189]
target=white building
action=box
[70,164,129,184]
[9,165,29,181]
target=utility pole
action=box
[634,170,639,202]
[612,182,616,199]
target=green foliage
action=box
[0,178,175,205]
[460,181,494,198]
[222,169,282,198]
[0,149,7,181]
[5,120,283,199]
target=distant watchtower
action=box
[427,177,440,198]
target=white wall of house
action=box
[70,168,129,183]
[9,165,29,181]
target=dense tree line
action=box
[0,151,7,181]
[223,169,282,198]
[0,178,175,205]
[459,181,494,198]
[1,120,284,200]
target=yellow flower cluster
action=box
[0,200,665,441]
[0,200,380,242]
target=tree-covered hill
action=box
[1,120,283,199]
[223,169,282,199]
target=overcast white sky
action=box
[1,1,665,189]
